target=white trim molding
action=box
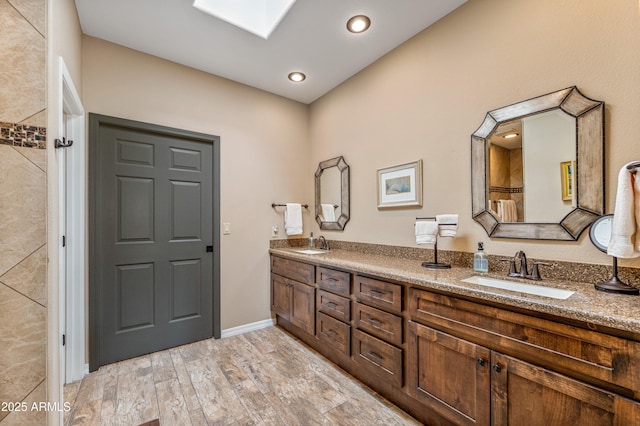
[221,318,275,338]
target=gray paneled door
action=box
[89,114,220,370]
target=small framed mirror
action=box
[471,86,604,240]
[589,214,613,252]
[315,156,350,230]
[589,214,639,295]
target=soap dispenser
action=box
[309,232,315,249]
[474,242,489,273]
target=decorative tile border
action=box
[0,122,46,149]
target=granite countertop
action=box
[269,247,640,336]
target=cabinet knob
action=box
[477,358,486,366]
[493,364,502,373]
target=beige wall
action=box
[309,0,640,268]
[82,36,311,330]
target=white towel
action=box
[284,203,303,235]
[498,200,518,222]
[608,162,640,258]
[436,214,458,237]
[415,221,438,245]
[320,204,336,222]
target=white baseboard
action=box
[221,318,275,338]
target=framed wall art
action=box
[377,159,423,208]
[560,160,573,201]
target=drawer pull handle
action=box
[368,317,382,327]
[326,277,339,282]
[326,302,337,309]
[369,289,383,297]
[493,364,502,373]
[477,358,486,367]
[326,329,337,337]
[367,351,384,362]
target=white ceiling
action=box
[74,0,467,104]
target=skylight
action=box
[193,0,297,39]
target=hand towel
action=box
[284,203,303,235]
[415,221,438,245]
[436,214,458,237]
[498,200,518,223]
[320,204,336,222]
[608,162,640,258]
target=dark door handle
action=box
[206,246,213,252]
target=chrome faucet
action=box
[318,235,329,250]
[502,251,551,281]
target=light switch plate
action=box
[223,222,231,235]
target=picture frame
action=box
[377,159,423,208]
[560,160,573,201]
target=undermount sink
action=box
[461,276,575,300]
[294,249,329,255]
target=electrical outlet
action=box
[223,222,231,235]
[271,225,279,238]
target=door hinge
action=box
[62,235,66,247]
[62,334,66,346]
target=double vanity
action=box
[270,246,640,425]
[274,86,640,424]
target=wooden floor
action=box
[65,326,419,425]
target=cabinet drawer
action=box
[354,275,402,314]
[271,256,315,285]
[352,329,403,387]
[354,303,402,346]
[317,266,350,296]
[317,290,350,323]
[409,287,640,396]
[317,312,350,356]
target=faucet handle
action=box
[530,262,552,281]
[500,258,518,276]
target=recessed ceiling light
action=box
[346,15,371,33]
[288,72,306,82]
[503,132,519,139]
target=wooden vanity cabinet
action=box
[408,287,640,425]
[407,321,491,425]
[316,266,352,355]
[352,275,404,387]
[491,352,640,426]
[271,254,640,425]
[270,257,315,335]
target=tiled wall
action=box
[0,0,47,424]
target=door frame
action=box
[59,58,87,384]
[88,113,221,371]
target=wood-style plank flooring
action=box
[64,326,419,425]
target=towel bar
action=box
[272,203,309,209]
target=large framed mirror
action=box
[315,156,350,230]
[471,86,604,240]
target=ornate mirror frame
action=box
[315,156,350,230]
[471,86,604,240]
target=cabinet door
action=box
[407,321,491,426]
[491,353,640,426]
[289,280,315,335]
[271,274,290,320]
